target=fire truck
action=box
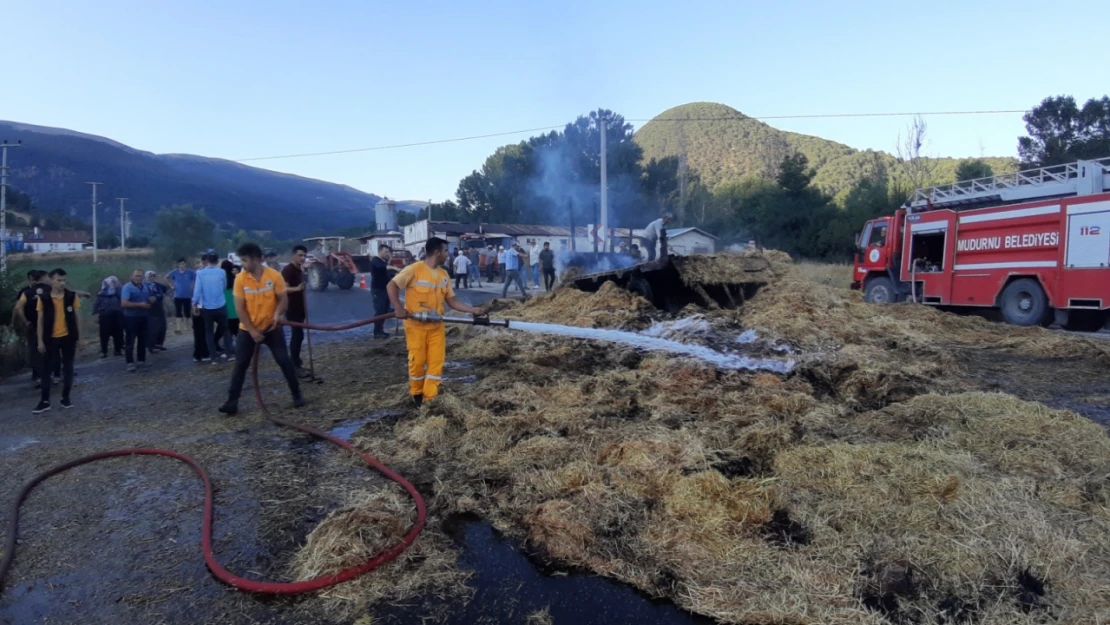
[852,157,1110,330]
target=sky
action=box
[3,0,1104,202]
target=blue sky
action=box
[3,0,1102,201]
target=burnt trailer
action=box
[567,252,775,313]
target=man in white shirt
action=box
[642,213,673,262]
[453,250,471,290]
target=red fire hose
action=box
[0,312,427,595]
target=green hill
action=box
[634,102,1017,198]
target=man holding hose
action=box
[388,237,485,407]
[219,243,303,415]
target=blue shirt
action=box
[503,249,521,271]
[191,266,227,310]
[121,281,150,317]
[167,268,196,298]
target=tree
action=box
[153,204,215,263]
[97,231,120,249]
[1018,95,1110,167]
[955,158,994,181]
[396,211,418,227]
[776,153,815,196]
[896,116,940,191]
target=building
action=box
[399,219,715,256]
[356,230,404,256]
[21,228,90,253]
[665,227,717,255]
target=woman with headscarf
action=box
[144,270,171,353]
[220,259,240,337]
[92,276,124,358]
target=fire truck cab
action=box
[852,158,1110,330]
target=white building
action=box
[22,229,90,253]
[357,230,404,256]
[665,227,717,255]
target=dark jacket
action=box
[39,289,79,342]
[93,291,122,316]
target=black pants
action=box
[642,238,657,262]
[174,298,192,318]
[454,272,468,290]
[228,318,240,337]
[123,315,149,364]
[25,327,46,381]
[287,310,306,368]
[543,268,556,292]
[41,335,77,403]
[193,315,220,360]
[227,329,300,403]
[201,308,232,359]
[148,311,167,350]
[372,289,391,335]
[99,311,123,356]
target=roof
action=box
[25,230,89,244]
[356,230,404,241]
[667,227,718,239]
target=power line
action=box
[233,109,1026,163]
[626,109,1026,122]
[236,126,565,162]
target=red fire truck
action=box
[852,158,1110,330]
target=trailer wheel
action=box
[626,278,654,303]
[335,269,356,291]
[1063,310,1106,332]
[306,264,330,292]
[999,278,1049,326]
[863,277,896,304]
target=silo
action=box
[374,198,397,232]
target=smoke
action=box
[526,128,647,232]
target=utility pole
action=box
[599,116,608,253]
[116,197,128,251]
[86,182,102,262]
[1,140,22,275]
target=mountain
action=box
[0,121,381,238]
[633,102,1018,198]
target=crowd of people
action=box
[10,235,577,415]
[10,243,316,415]
[443,240,558,294]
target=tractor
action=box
[302,237,371,291]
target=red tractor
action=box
[303,237,369,291]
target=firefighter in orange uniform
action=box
[387,237,486,406]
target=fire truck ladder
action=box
[904,157,1110,213]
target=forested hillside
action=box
[634,102,1017,197]
[0,121,381,238]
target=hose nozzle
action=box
[411,312,510,327]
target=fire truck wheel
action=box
[863,277,896,304]
[999,278,1049,326]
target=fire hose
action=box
[0,312,430,595]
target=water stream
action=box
[507,321,794,373]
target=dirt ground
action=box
[2,261,1110,625]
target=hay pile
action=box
[488,280,658,329]
[297,252,1110,623]
[674,249,792,287]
